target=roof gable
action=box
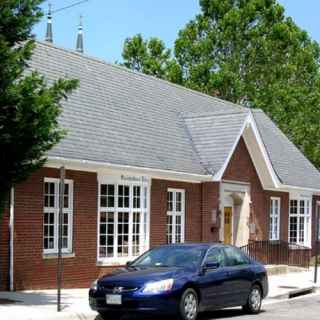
[183,110,249,175]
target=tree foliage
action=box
[121,0,320,169]
[0,0,78,216]
[122,34,182,83]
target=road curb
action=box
[267,286,317,301]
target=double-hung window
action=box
[269,197,280,241]
[167,189,185,244]
[98,181,149,263]
[289,198,311,247]
[43,178,73,254]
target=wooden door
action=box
[224,207,232,244]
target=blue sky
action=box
[33,0,320,63]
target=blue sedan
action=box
[89,243,268,320]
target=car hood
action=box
[99,266,190,288]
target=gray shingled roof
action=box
[183,110,249,175]
[29,41,320,189]
[253,110,320,190]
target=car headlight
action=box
[90,279,99,291]
[142,279,174,294]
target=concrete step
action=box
[266,265,309,276]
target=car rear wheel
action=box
[243,285,262,314]
[179,288,199,320]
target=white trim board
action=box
[212,112,281,189]
[46,157,212,183]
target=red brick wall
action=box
[223,137,289,241]
[150,179,202,246]
[0,206,9,290]
[201,182,220,242]
[13,167,116,290]
[11,170,221,290]
[9,141,313,290]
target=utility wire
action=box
[50,0,89,14]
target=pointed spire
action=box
[45,3,53,43]
[76,15,84,53]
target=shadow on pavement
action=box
[199,308,266,319]
[94,308,267,320]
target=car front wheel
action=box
[179,288,199,320]
[243,285,262,314]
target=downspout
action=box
[9,187,14,291]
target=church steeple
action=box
[45,3,53,43]
[76,16,84,53]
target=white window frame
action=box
[288,197,312,247]
[269,197,280,241]
[43,177,74,254]
[97,176,150,265]
[166,188,185,244]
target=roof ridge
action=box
[178,114,213,175]
[182,110,249,120]
[35,40,246,111]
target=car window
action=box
[224,247,250,267]
[132,246,206,269]
[204,248,225,267]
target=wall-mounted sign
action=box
[120,175,148,183]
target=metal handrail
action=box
[240,240,311,268]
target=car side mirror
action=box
[126,261,132,267]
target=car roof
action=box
[156,242,225,250]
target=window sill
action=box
[288,244,311,250]
[96,260,126,267]
[43,253,75,259]
[96,256,139,267]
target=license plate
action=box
[106,294,122,305]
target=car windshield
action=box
[131,246,206,269]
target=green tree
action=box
[0,0,78,218]
[122,34,182,83]
[121,0,320,168]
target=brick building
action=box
[1,41,320,290]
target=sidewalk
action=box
[266,267,320,300]
[0,269,319,320]
[0,289,96,320]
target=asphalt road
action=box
[198,294,320,320]
[94,294,320,320]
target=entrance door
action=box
[224,207,232,244]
